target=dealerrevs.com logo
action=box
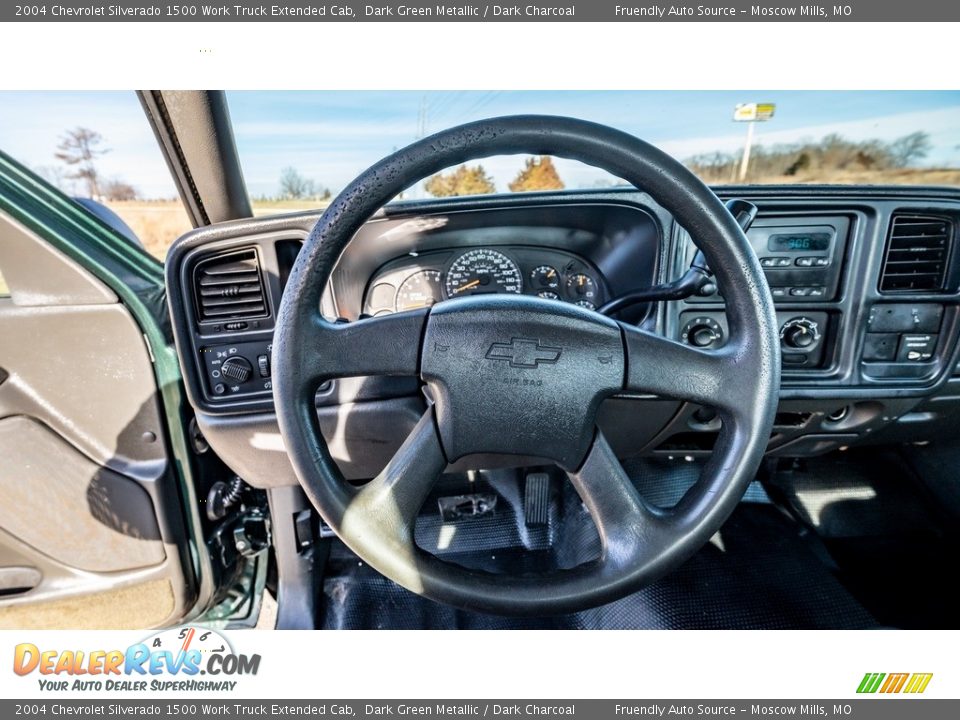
[12,627,261,692]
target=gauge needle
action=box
[454,279,480,294]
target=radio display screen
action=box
[768,232,832,252]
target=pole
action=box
[738,120,754,181]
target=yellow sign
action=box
[733,103,776,122]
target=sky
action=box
[0,90,958,198]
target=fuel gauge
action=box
[566,273,597,302]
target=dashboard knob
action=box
[691,326,718,347]
[220,356,253,383]
[681,317,724,349]
[780,318,820,350]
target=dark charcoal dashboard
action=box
[165,186,960,488]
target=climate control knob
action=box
[220,356,253,383]
[780,317,820,350]
[681,317,724,349]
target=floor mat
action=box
[318,502,879,630]
[767,449,959,629]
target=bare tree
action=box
[279,167,317,199]
[102,179,139,201]
[888,132,932,168]
[55,127,109,198]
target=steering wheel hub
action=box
[422,295,624,470]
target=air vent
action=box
[194,249,267,322]
[879,215,953,293]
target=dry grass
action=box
[707,168,960,187]
[105,199,327,261]
[8,167,957,272]
[107,200,193,261]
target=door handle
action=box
[0,566,41,596]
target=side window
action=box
[0,91,191,262]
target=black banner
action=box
[5,0,960,22]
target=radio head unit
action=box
[688,215,850,303]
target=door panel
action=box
[0,211,195,629]
[0,417,165,572]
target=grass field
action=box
[2,166,958,291]
[106,199,327,261]
[105,168,960,263]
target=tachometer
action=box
[445,249,522,297]
[396,270,443,312]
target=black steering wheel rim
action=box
[272,115,781,616]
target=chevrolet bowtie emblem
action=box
[485,338,562,369]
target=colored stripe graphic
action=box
[904,673,933,694]
[857,672,932,694]
[880,673,909,693]
[857,673,885,693]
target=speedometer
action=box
[445,249,522,298]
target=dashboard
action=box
[165,186,960,488]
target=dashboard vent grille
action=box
[879,215,953,293]
[194,249,267,321]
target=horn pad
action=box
[421,295,625,470]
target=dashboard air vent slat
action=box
[194,249,267,321]
[879,215,953,293]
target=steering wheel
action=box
[273,116,780,616]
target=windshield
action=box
[2,90,959,265]
[229,90,960,202]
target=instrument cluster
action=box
[363,246,606,316]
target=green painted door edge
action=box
[0,149,214,620]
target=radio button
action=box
[813,257,830,267]
[807,287,826,298]
[897,334,937,362]
[761,257,778,267]
[775,258,793,267]
[795,256,816,267]
[771,287,788,298]
[790,287,812,297]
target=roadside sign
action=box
[733,103,776,122]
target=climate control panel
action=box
[679,310,830,369]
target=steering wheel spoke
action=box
[345,409,447,547]
[621,322,746,415]
[569,431,664,570]
[302,308,428,384]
